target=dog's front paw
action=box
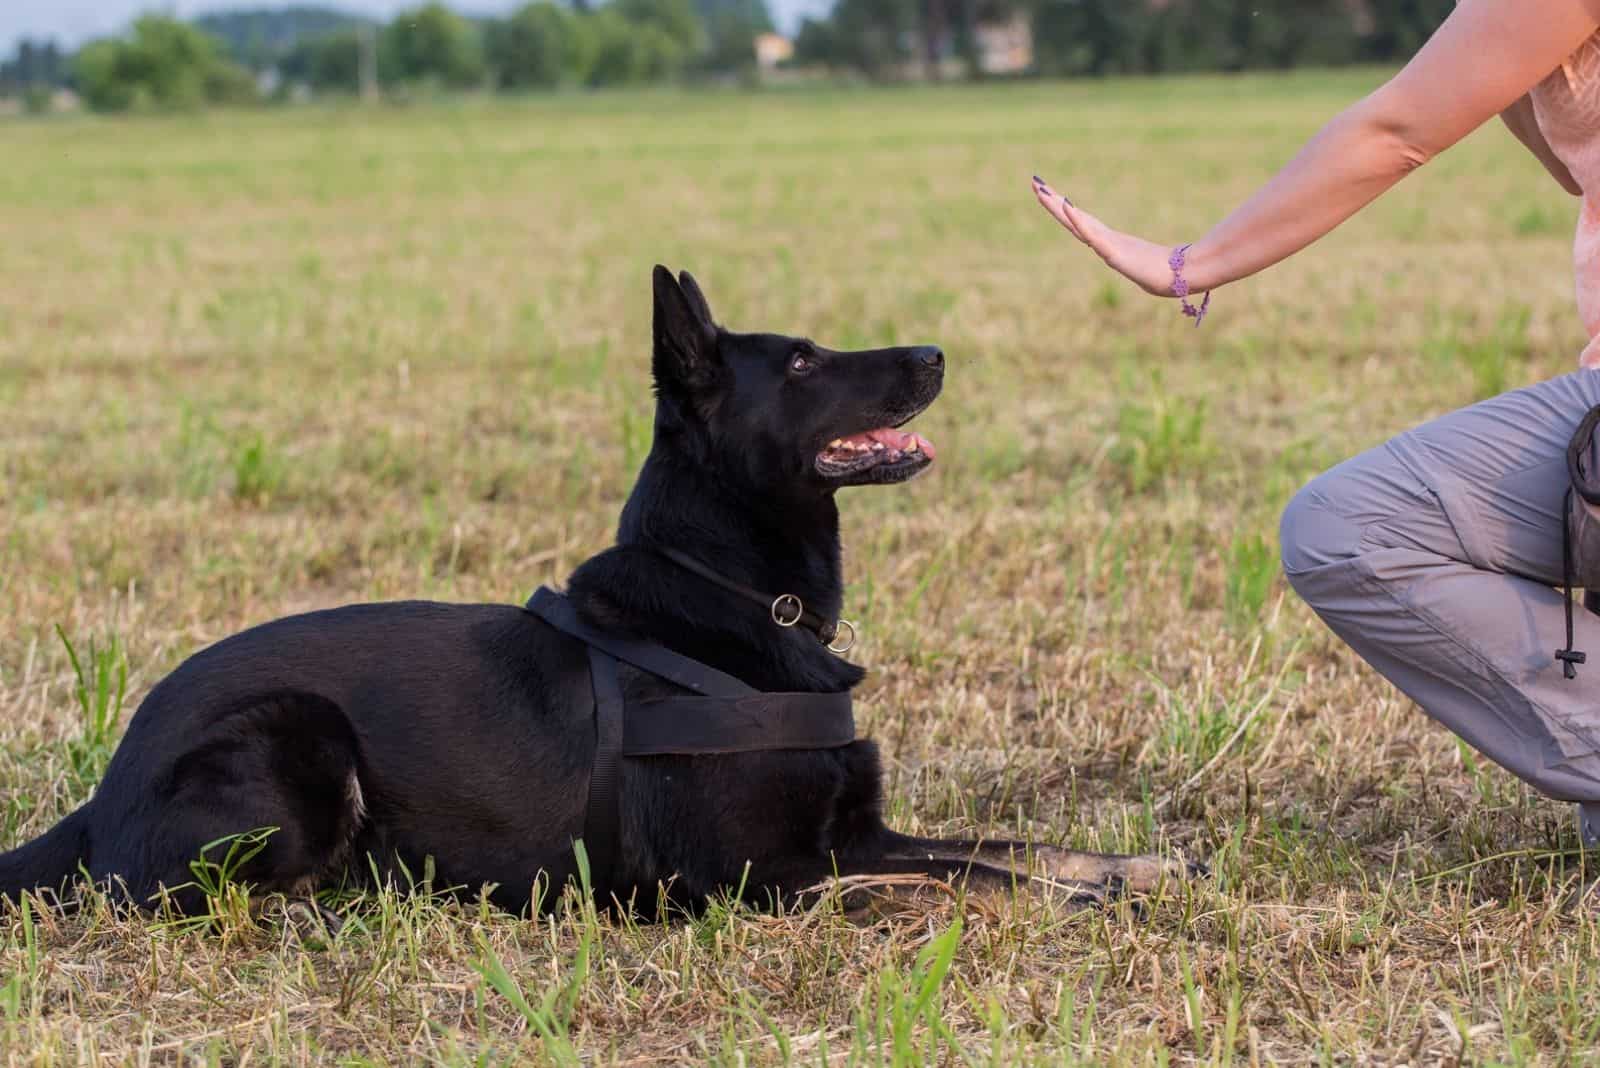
[275,897,344,949]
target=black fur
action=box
[1,267,1178,917]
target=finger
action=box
[1060,201,1107,251]
[1031,175,1068,216]
[1051,194,1117,261]
[1034,183,1091,245]
[1031,175,1071,208]
[1031,180,1086,242]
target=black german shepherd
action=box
[0,267,1198,917]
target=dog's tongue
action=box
[841,427,937,460]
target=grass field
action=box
[3,70,1599,1064]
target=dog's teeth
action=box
[828,439,843,449]
[904,439,920,453]
[870,441,885,451]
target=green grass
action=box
[1,70,1598,1064]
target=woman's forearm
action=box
[1176,0,1598,294]
[1033,1,1598,303]
[1182,99,1427,292]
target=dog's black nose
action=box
[912,346,944,369]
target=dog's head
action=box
[649,265,943,494]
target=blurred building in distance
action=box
[755,32,794,72]
[975,12,1032,76]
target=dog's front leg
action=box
[739,855,1105,913]
[878,833,1205,894]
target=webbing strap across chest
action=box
[524,587,856,897]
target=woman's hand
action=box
[1030,176,1177,297]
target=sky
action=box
[0,0,834,53]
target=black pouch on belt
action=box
[1557,403,1600,676]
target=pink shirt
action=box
[1531,35,1600,366]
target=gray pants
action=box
[1279,370,1600,846]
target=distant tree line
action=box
[795,0,1455,80]
[0,38,66,112]
[71,17,260,111]
[1,1,774,111]
[0,0,1455,114]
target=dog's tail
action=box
[0,803,91,905]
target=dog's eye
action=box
[789,352,814,375]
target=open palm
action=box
[1031,175,1176,297]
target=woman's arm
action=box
[1500,93,1582,195]
[1033,0,1598,297]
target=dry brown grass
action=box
[1,72,1597,1064]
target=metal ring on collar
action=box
[826,619,857,654]
[771,594,803,627]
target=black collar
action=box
[655,547,857,653]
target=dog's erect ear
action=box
[677,270,715,327]
[652,264,719,394]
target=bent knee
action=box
[1279,473,1366,579]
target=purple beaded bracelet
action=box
[1168,244,1211,327]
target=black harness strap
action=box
[528,587,756,696]
[583,643,624,893]
[623,692,855,755]
[524,586,855,900]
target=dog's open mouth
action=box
[815,426,937,481]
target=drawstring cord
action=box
[1557,487,1588,680]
